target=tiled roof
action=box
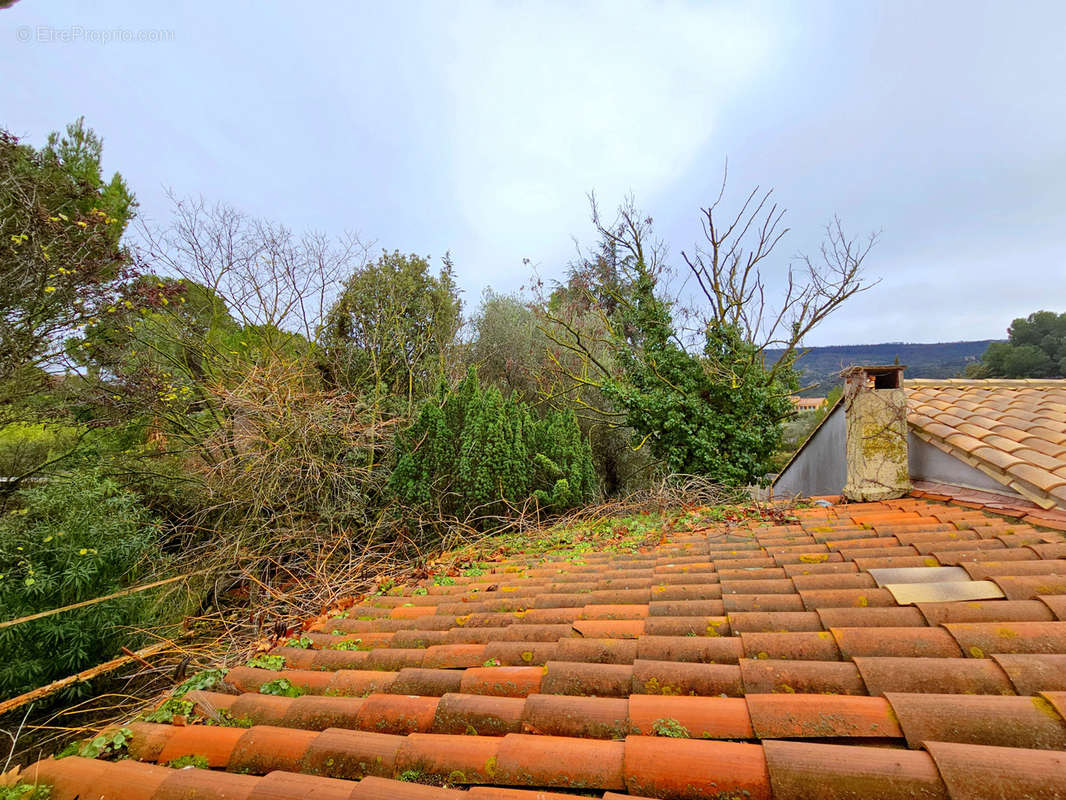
[789,396,825,411]
[907,379,1066,510]
[24,497,1066,800]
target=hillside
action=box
[770,339,999,395]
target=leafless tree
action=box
[681,167,879,379]
[137,192,370,346]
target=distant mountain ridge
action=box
[768,340,1000,396]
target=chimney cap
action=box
[839,364,907,376]
[840,364,906,389]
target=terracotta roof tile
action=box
[394,732,501,784]
[816,606,927,628]
[925,741,1066,800]
[642,615,731,636]
[496,734,625,789]
[632,659,745,696]
[798,587,898,608]
[853,657,1016,696]
[431,692,524,736]
[554,637,638,664]
[740,630,841,661]
[540,661,632,697]
[886,692,1066,750]
[945,620,1066,656]
[775,742,947,800]
[724,593,807,612]
[1041,594,1066,620]
[916,599,1056,625]
[30,497,1066,800]
[991,654,1066,694]
[739,658,867,695]
[634,635,743,664]
[833,626,964,659]
[790,573,877,590]
[728,611,823,632]
[907,380,1066,508]
[628,694,754,738]
[28,757,172,800]
[391,668,463,696]
[521,694,628,739]
[229,726,319,774]
[155,769,262,800]
[470,787,589,800]
[747,693,902,739]
[352,776,460,800]
[624,737,771,800]
[459,666,543,697]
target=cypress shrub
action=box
[389,368,595,523]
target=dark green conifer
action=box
[389,368,596,524]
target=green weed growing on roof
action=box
[245,654,285,670]
[329,639,362,650]
[56,727,132,760]
[207,708,254,728]
[173,668,227,697]
[0,784,52,800]
[142,698,194,723]
[651,718,690,738]
[167,754,210,769]
[259,678,305,697]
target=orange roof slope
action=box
[906,379,1066,510]
[24,498,1066,800]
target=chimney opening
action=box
[841,364,905,391]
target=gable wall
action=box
[773,404,846,498]
[907,434,1021,496]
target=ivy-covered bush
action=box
[0,471,158,699]
[601,270,795,485]
[389,368,596,523]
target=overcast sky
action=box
[3,1,1064,345]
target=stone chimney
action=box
[840,365,911,502]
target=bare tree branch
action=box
[681,169,879,379]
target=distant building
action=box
[790,396,827,412]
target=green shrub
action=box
[389,368,596,524]
[0,472,157,699]
[0,423,81,477]
[602,272,795,485]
